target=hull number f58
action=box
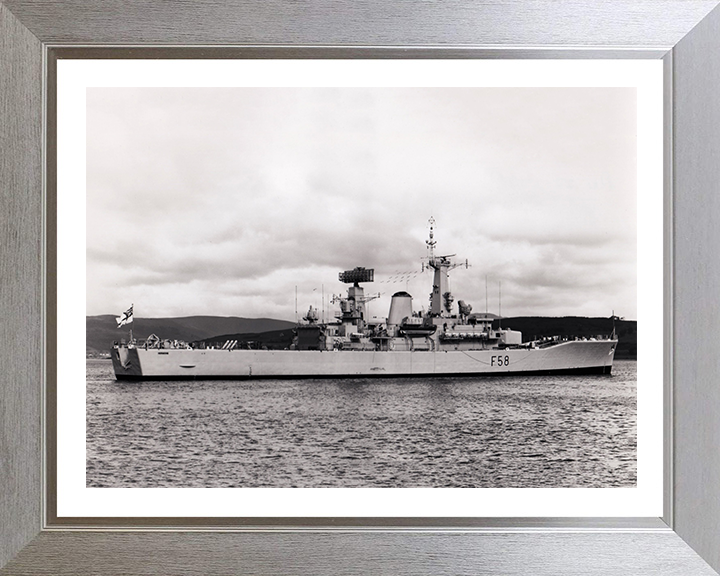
[491,355,510,367]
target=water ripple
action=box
[86,360,637,488]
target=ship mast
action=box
[423,217,467,317]
[426,216,437,260]
[334,267,378,333]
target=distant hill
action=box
[88,315,637,360]
[86,315,296,355]
[196,316,637,358]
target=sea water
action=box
[86,359,636,487]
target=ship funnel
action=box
[387,291,413,326]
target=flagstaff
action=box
[116,304,134,343]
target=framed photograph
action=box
[2,2,720,575]
[59,59,663,522]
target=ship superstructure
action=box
[292,218,523,355]
[111,220,617,380]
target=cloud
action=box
[87,87,637,320]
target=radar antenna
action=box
[334,267,377,329]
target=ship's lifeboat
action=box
[398,318,437,336]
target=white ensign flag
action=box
[116,304,134,328]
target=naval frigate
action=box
[111,220,617,380]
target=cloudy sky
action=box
[87,87,636,321]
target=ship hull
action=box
[111,340,617,380]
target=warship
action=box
[111,220,617,380]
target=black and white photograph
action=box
[85,84,638,489]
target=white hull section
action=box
[112,340,617,379]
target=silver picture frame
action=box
[2,1,720,574]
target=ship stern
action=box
[110,346,143,379]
